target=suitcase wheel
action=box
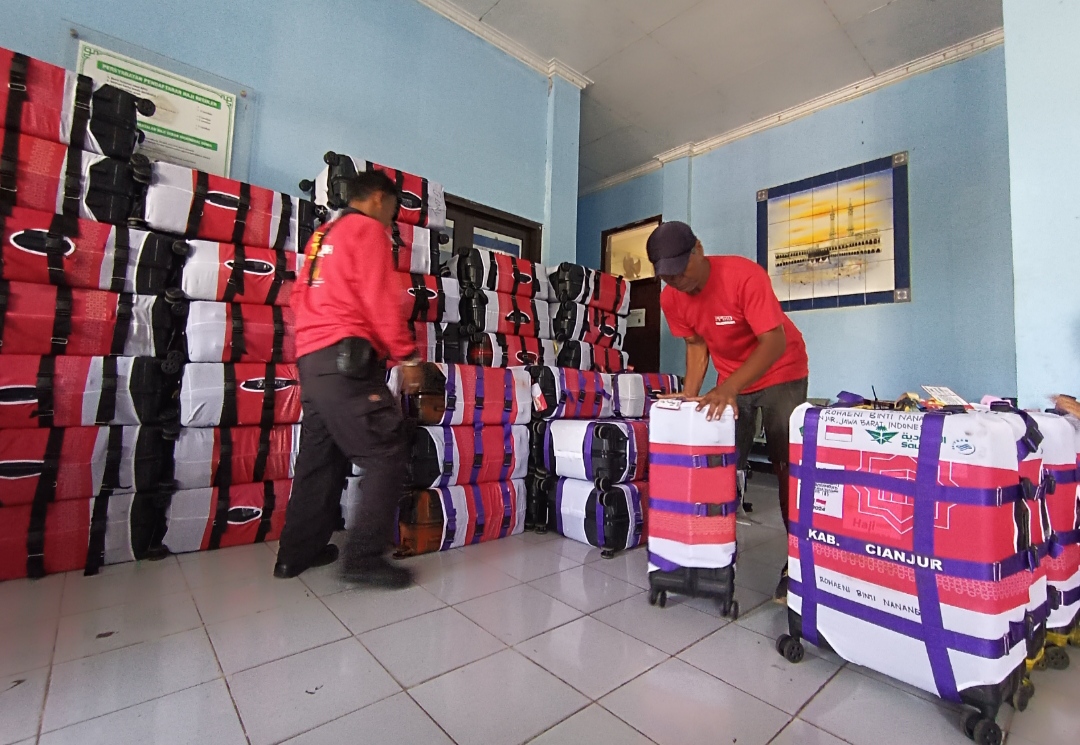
[324,151,339,166]
[648,589,667,608]
[601,549,615,560]
[1044,645,1070,670]
[161,350,186,375]
[776,634,804,664]
[1012,677,1035,712]
[137,98,157,117]
[962,711,1002,745]
[171,240,192,257]
[721,600,740,621]
[534,526,548,535]
[299,179,314,194]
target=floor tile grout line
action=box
[765,664,854,745]
[190,594,255,745]
[401,689,463,745]
[33,593,64,742]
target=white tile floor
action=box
[2,478,1076,745]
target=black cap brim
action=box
[653,252,691,277]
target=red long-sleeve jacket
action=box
[292,210,417,361]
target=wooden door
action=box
[623,277,661,373]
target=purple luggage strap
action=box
[439,427,455,487]
[468,484,485,544]
[555,478,566,536]
[794,409,1045,704]
[499,481,514,538]
[438,487,457,551]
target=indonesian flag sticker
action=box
[531,383,546,411]
[824,425,853,442]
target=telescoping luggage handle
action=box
[790,406,1049,704]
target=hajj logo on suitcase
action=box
[0,385,38,405]
[0,459,45,479]
[239,376,298,393]
[408,286,440,300]
[223,259,276,276]
[9,230,76,258]
[515,349,538,364]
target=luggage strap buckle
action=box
[50,337,69,346]
[693,502,727,518]
[8,81,26,93]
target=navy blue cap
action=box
[646,221,696,276]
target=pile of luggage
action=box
[0,45,317,580]
[775,397,1080,745]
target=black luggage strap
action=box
[0,279,7,348]
[230,182,251,245]
[83,425,125,575]
[390,168,406,222]
[229,303,245,362]
[215,425,234,487]
[272,193,293,251]
[51,285,73,355]
[42,213,72,285]
[32,354,56,427]
[69,75,94,152]
[612,277,626,315]
[436,276,445,321]
[109,226,131,293]
[110,292,134,356]
[410,274,429,321]
[255,480,276,543]
[252,362,276,482]
[60,143,85,233]
[94,355,120,425]
[184,171,209,239]
[264,246,290,306]
[223,243,245,302]
[390,221,403,270]
[221,363,238,427]
[271,305,285,362]
[419,177,429,229]
[508,256,520,296]
[26,427,65,578]
[208,482,231,550]
[1,53,28,206]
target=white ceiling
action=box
[444,0,1003,193]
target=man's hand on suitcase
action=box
[401,364,424,395]
[691,383,738,421]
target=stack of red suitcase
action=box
[390,363,531,557]
[528,367,680,558]
[776,399,1080,743]
[0,46,187,580]
[548,263,633,374]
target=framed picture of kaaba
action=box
[756,153,910,311]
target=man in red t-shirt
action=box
[648,221,808,599]
[276,170,423,588]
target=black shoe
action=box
[340,556,414,589]
[273,544,339,579]
[773,566,789,604]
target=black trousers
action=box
[734,377,808,530]
[277,345,408,569]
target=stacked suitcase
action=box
[390,363,530,557]
[776,399,1080,743]
[0,47,183,580]
[645,399,741,616]
[548,263,633,374]
[528,367,680,558]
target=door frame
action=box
[601,214,662,275]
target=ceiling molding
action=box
[581,27,1004,196]
[414,0,591,89]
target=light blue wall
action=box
[578,48,1016,403]
[1004,1,1080,408]
[575,168,663,270]
[544,76,582,265]
[1,0,564,235]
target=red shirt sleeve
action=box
[346,219,418,361]
[660,286,695,338]
[739,261,787,337]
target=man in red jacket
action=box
[275,170,422,588]
[648,221,809,600]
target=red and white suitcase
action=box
[530,366,613,420]
[154,480,292,554]
[0,280,172,357]
[399,273,461,324]
[312,151,447,231]
[183,301,296,363]
[410,424,528,488]
[133,158,315,251]
[0,131,137,226]
[448,247,549,300]
[1,206,177,294]
[178,239,300,306]
[543,419,648,485]
[556,340,629,373]
[461,288,551,339]
[409,321,462,364]
[390,221,444,276]
[548,263,630,316]
[464,332,557,368]
[781,403,1045,726]
[1,47,151,158]
[395,479,526,557]
[550,477,647,555]
[0,355,169,428]
[618,373,681,417]
[394,363,532,426]
[179,362,302,428]
[551,301,626,349]
[172,424,301,490]
[0,425,167,505]
[1025,412,1080,653]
